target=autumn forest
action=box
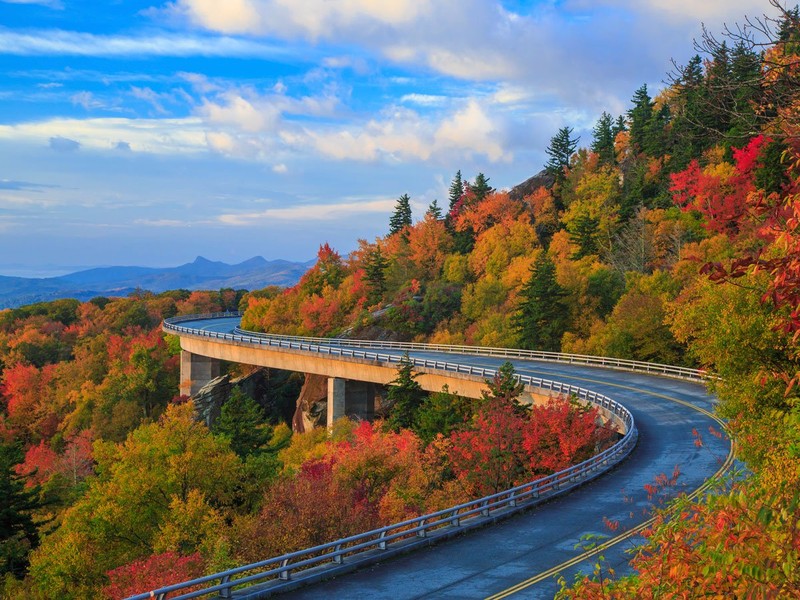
[2,4,800,598]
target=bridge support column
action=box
[180,351,221,398]
[327,377,346,427]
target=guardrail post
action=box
[481,500,490,517]
[219,575,232,599]
[379,531,388,550]
[417,519,427,538]
[333,543,344,564]
[279,558,291,581]
[508,491,517,507]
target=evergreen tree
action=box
[448,170,464,212]
[612,115,627,137]
[426,199,443,220]
[389,193,412,236]
[670,54,706,167]
[511,252,569,352]
[0,441,42,579]
[628,84,654,153]
[567,214,600,258]
[481,361,525,411]
[213,388,272,458]
[544,127,580,183]
[383,354,426,432]
[413,385,474,444]
[728,41,762,138]
[364,246,388,306]
[591,111,616,165]
[471,173,493,202]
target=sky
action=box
[0,0,778,276]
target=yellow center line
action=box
[484,375,736,600]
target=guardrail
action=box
[127,420,635,600]
[139,314,640,599]
[162,312,710,382]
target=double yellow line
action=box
[485,374,737,599]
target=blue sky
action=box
[0,0,775,276]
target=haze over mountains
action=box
[0,256,313,309]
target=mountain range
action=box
[0,256,314,309]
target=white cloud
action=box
[0,29,289,58]
[1,0,62,7]
[272,163,287,174]
[70,91,104,110]
[217,198,396,225]
[0,117,208,154]
[175,0,428,38]
[400,94,448,106]
[134,218,194,227]
[433,100,508,162]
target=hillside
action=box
[0,256,313,308]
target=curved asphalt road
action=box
[174,317,731,599]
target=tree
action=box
[448,401,527,497]
[545,127,580,183]
[383,354,426,432]
[591,112,616,165]
[628,84,654,153]
[212,389,273,458]
[0,441,42,579]
[512,252,569,351]
[481,361,525,408]
[363,246,389,306]
[27,403,241,597]
[389,193,412,237]
[448,170,464,213]
[471,173,493,202]
[426,199,443,220]
[414,385,474,444]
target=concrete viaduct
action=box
[174,314,564,428]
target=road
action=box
[167,316,732,599]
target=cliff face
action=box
[292,373,328,433]
[507,169,555,201]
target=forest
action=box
[2,2,800,598]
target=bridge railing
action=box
[162,312,710,382]
[136,315,640,599]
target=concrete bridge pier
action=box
[180,350,221,397]
[327,377,378,427]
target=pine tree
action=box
[213,388,272,458]
[544,127,580,183]
[471,173,493,202]
[567,214,600,259]
[426,199,443,220]
[448,170,464,212]
[383,354,426,432]
[591,112,616,165]
[612,115,627,137]
[628,84,654,153]
[389,193,412,236]
[511,252,569,352]
[0,441,42,579]
[481,361,525,411]
[413,384,473,444]
[364,246,388,306]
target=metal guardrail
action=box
[137,313,642,599]
[127,425,636,600]
[163,311,710,382]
